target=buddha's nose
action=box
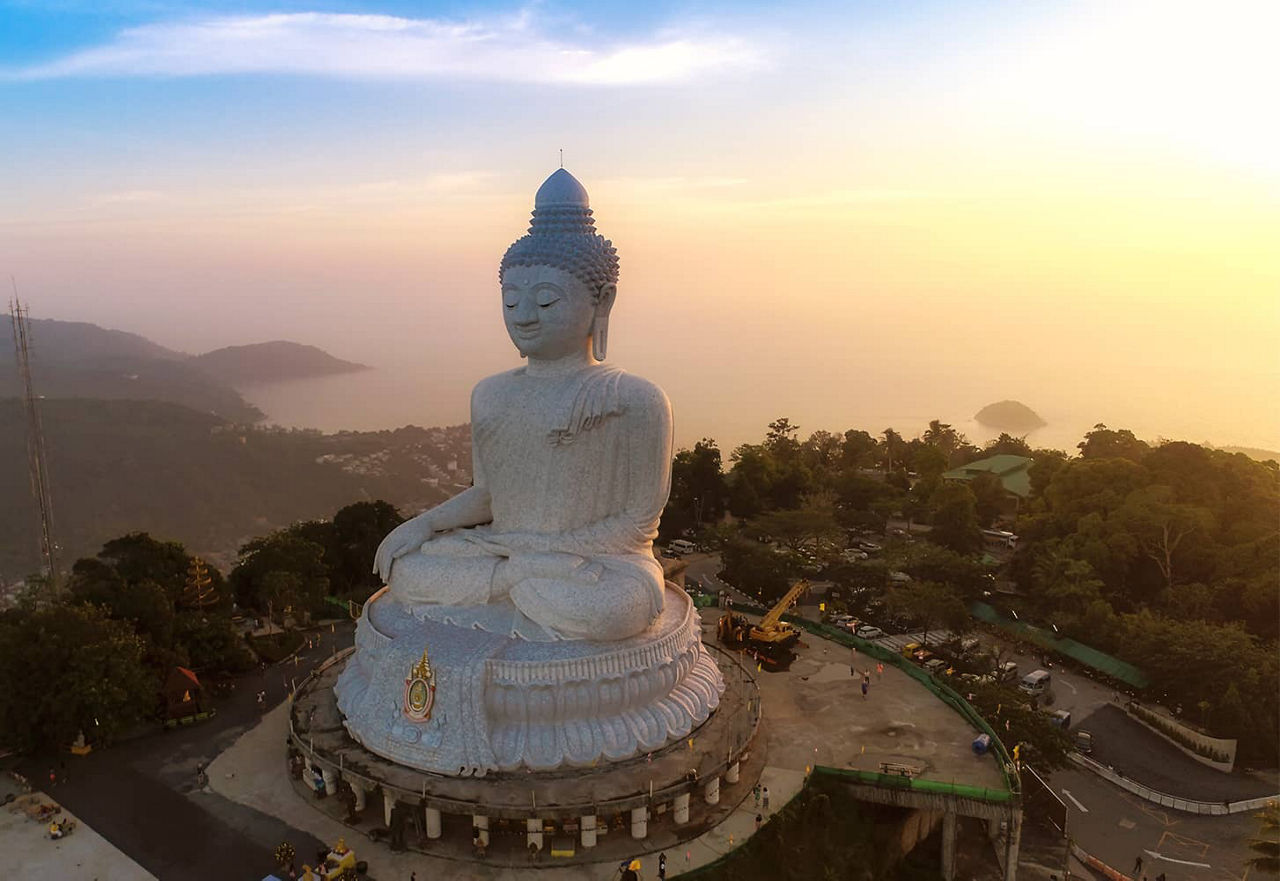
[513,299,539,324]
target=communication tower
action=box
[8,296,59,592]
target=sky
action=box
[2,0,1278,452]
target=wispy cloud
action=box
[5,11,763,84]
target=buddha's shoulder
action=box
[615,371,670,414]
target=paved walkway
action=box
[2,787,155,881]
[210,703,806,879]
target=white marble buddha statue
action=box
[372,169,673,642]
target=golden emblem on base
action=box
[403,645,437,722]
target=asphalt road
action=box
[1074,705,1278,803]
[1054,764,1263,881]
[20,622,354,881]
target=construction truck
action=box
[717,580,808,670]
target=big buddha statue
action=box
[371,168,670,643]
[336,170,723,775]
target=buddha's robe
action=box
[387,364,672,641]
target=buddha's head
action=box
[500,169,619,362]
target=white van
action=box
[1019,669,1053,701]
[669,539,697,556]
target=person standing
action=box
[861,678,869,699]
[762,786,770,811]
[755,813,763,833]
[1133,855,1143,875]
[753,784,761,807]
[658,851,667,881]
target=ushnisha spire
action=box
[500,169,619,291]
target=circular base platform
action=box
[334,585,726,775]
[290,637,759,823]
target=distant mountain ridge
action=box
[1,316,366,421]
[191,341,367,385]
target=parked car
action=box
[994,661,1019,683]
[923,658,950,676]
[854,625,884,639]
[668,539,696,556]
[1074,730,1094,754]
[1049,709,1072,730]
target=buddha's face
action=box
[501,264,600,360]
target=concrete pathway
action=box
[2,789,156,881]
[210,702,808,879]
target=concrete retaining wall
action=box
[1070,753,1276,815]
[1126,702,1236,772]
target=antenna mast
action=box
[8,291,59,593]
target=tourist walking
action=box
[755,813,763,833]
[762,786,770,811]
[753,784,761,807]
[1133,855,1143,875]
[658,851,667,880]
[861,677,869,699]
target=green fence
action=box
[780,615,1021,796]
[970,601,1149,688]
[811,765,1014,803]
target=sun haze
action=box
[2,0,1276,451]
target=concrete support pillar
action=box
[1003,809,1022,881]
[941,809,957,881]
[725,761,741,784]
[703,776,720,805]
[988,817,1001,839]
[473,814,490,846]
[630,806,648,840]
[350,781,366,813]
[580,815,597,848]
[425,807,442,839]
[526,817,544,852]
[673,793,691,825]
[321,768,338,796]
[383,791,395,827]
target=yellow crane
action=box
[718,580,809,663]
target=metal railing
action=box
[1069,753,1277,815]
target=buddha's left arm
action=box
[552,381,674,556]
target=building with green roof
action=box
[942,454,1034,502]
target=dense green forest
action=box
[660,419,1279,762]
[0,398,469,579]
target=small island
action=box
[974,399,1046,433]
[191,341,368,386]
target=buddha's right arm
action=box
[412,485,493,532]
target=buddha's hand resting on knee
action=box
[373,514,440,582]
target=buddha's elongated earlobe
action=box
[592,282,617,362]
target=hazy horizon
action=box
[3,1,1277,455]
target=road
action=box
[19,622,355,881]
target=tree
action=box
[964,682,1072,771]
[727,444,776,518]
[983,433,1034,458]
[750,498,843,554]
[1111,485,1213,592]
[929,483,983,554]
[0,602,155,751]
[668,440,728,530]
[840,429,878,471]
[719,538,792,603]
[1077,424,1150,462]
[765,418,801,464]
[97,533,192,602]
[968,471,1007,527]
[230,532,329,622]
[885,580,969,646]
[922,419,966,467]
[1244,802,1280,876]
[327,500,404,598]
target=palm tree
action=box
[1246,802,1280,876]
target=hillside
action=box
[973,399,1046,433]
[191,341,368,386]
[1,317,368,423]
[0,398,471,580]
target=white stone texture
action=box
[340,168,725,773]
